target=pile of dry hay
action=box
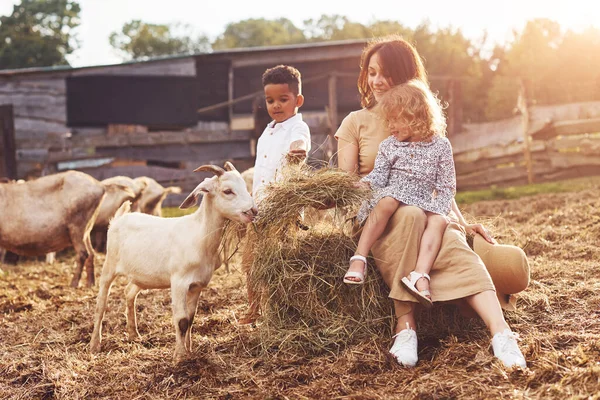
[243,165,396,356]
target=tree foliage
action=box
[0,0,80,69]
[109,20,210,60]
[212,18,306,50]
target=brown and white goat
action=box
[89,162,257,362]
[0,171,105,287]
[133,177,181,216]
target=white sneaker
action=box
[389,327,418,367]
[491,329,527,368]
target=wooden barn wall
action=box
[195,59,230,121]
[0,57,197,140]
[231,57,361,115]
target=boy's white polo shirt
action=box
[253,113,311,199]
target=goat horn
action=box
[193,165,225,176]
[223,161,237,172]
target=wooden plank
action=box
[457,159,552,190]
[16,129,252,149]
[451,116,523,154]
[455,153,524,175]
[107,124,148,135]
[547,152,600,168]
[532,118,600,140]
[453,140,546,164]
[93,141,251,164]
[230,43,366,68]
[549,135,600,154]
[528,101,600,136]
[71,57,196,77]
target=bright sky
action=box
[0,0,598,67]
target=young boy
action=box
[252,64,311,200]
[239,65,311,324]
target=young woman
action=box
[335,35,528,369]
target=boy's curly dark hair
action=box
[262,65,302,95]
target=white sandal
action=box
[343,255,367,285]
[401,271,433,308]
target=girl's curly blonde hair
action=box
[377,79,447,141]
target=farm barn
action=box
[0,39,371,205]
[2,38,600,399]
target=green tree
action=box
[110,20,210,60]
[0,0,80,69]
[303,15,370,41]
[212,18,305,50]
[367,20,412,38]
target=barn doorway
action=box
[0,104,17,180]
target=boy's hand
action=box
[287,140,308,164]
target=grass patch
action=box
[456,175,600,205]
[162,206,197,218]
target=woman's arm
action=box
[362,142,391,189]
[451,200,497,244]
[337,140,359,175]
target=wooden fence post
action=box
[518,79,534,184]
[446,79,463,136]
[327,73,338,162]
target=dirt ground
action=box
[1,184,599,399]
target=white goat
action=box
[89,162,257,362]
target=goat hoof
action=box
[89,341,101,354]
[127,333,142,342]
[173,350,188,364]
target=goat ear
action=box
[193,165,225,176]
[223,161,237,172]
[179,191,199,209]
[179,177,218,209]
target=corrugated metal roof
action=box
[0,38,369,77]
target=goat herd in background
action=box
[0,162,257,362]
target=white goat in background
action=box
[89,162,257,362]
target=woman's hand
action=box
[464,223,497,244]
[353,180,370,189]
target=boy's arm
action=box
[287,124,310,164]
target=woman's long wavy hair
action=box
[377,79,447,141]
[358,35,428,109]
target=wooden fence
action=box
[452,101,600,190]
[3,75,600,197]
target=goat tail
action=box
[165,186,182,194]
[113,200,132,219]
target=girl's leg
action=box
[345,197,400,282]
[411,213,449,296]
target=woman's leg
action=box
[345,197,400,282]
[411,213,449,295]
[464,290,509,336]
[465,290,526,368]
[390,301,419,367]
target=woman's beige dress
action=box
[335,108,496,317]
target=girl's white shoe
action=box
[401,271,433,308]
[491,329,527,368]
[343,255,367,285]
[389,325,418,367]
